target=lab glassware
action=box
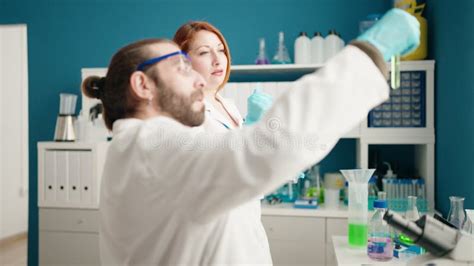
[341,169,376,247]
[391,54,400,89]
[448,196,473,233]
[368,200,393,261]
[255,38,269,65]
[272,32,291,64]
[399,196,420,245]
[405,196,420,221]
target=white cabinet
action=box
[262,215,326,265]
[38,142,108,265]
[39,208,100,266]
[261,213,348,266]
[325,218,348,266]
[38,142,108,209]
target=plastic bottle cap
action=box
[313,32,322,37]
[328,29,337,35]
[374,199,387,209]
[299,32,307,36]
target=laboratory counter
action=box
[261,202,350,218]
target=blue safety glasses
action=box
[136,51,190,71]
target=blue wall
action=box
[15,0,474,265]
[425,1,474,215]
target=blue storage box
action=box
[369,71,426,127]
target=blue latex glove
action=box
[244,88,273,125]
[357,8,420,61]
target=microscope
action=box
[384,210,474,265]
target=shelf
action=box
[231,64,322,74]
[38,141,109,150]
[360,128,435,144]
[231,60,434,73]
[81,60,435,79]
[261,202,349,218]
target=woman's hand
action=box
[244,89,273,125]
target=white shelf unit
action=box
[226,60,436,211]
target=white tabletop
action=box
[332,236,408,265]
[261,202,350,218]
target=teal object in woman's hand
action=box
[244,89,273,125]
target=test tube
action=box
[418,179,426,199]
[395,180,399,199]
[403,180,408,199]
[391,55,400,89]
[386,179,391,199]
[411,179,417,196]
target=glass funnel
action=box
[340,169,376,247]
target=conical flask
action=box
[340,169,376,247]
[272,32,291,64]
[448,196,473,233]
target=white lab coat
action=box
[99,45,389,266]
[200,95,270,263]
[202,94,243,132]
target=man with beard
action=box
[82,8,420,265]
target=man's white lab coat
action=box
[99,45,389,265]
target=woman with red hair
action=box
[173,21,274,264]
[174,21,248,132]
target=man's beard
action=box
[156,83,205,127]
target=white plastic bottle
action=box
[324,29,340,62]
[310,32,324,64]
[336,32,345,52]
[294,32,311,64]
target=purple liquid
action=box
[255,58,269,65]
[367,237,393,261]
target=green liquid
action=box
[348,223,368,247]
[391,54,401,89]
[399,233,415,245]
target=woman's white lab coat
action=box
[99,45,389,265]
[202,94,243,132]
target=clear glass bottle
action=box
[448,196,473,233]
[367,199,393,261]
[272,31,291,64]
[399,196,420,245]
[255,38,269,65]
[405,196,420,221]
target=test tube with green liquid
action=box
[391,54,400,89]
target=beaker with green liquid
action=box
[340,169,376,248]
